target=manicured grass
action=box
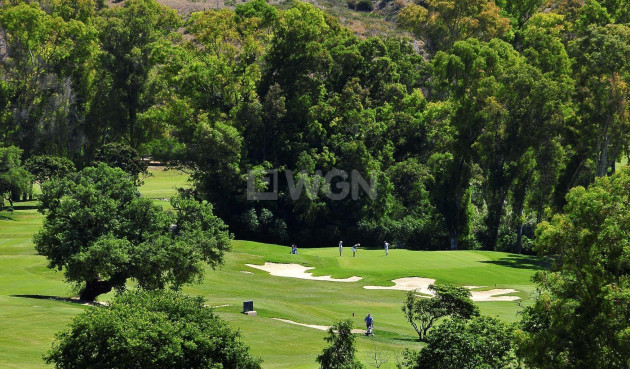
[138,165,190,199]
[0,168,543,368]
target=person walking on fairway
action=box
[352,243,359,257]
[339,241,343,256]
[365,313,374,335]
[384,241,389,256]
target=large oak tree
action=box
[34,163,231,301]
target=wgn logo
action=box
[247,169,377,201]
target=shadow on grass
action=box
[11,204,39,210]
[479,254,550,270]
[0,213,16,220]
[391,336,422,343]
[11,294,106,307]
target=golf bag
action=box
[365,325,374,336]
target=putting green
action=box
[0,168,544,368]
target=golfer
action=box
[384,241,389,256]
[339,241,343,256]
[352,243,359,257]
[365,313,374,334]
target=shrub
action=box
[45,290,262,368]
[356,0,373,11]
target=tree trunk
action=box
[80,279,113,302]
[449,228,458,250]
[512,179,528,254]
[516,218,524,254]
[485,197,505,251]
[450,165,465,251]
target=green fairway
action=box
[139,165,190,199]
[0,168,544,368]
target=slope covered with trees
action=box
[1,0,629,253]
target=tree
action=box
[430,38,517,249]
[495,0,544,26]
[316,320,364,369]
[92,0,180,148]
[0,146,32,209]
[402,284,479,341]
[44,290,262,369]
[568,24,630,179]
[398,0,511,54]
[34,163,231,301]
[24,155,76,183]
[405,316,516,369]
[0,2,98,157]
[516,169,630,368]
[93,143,148,185]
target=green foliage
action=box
[402,284,478,341]
[1,0,630,252]
[355,0,373,12]
[91,0,180,148]
[405,316,517,369]
[33,163,231,301]
[0,1,98,156]
[569,23,630,179]
[24,155,76,183]
[517,169,630,368]
[398,0,512,53]
[44,290,262,369]
[316,320,364,369]
[93,143,148,185]
[0,146,32,209]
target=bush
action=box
[405,316,516,369]
[45,290,262,369]
[317,320,364,369]
[356,0,373,11]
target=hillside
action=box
[107,0,412,38]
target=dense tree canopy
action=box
[517,169,630,368]
[1,0,629,252]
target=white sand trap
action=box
[245,262,362,282]
[364,277,436,295]
[272,318,365,334]
[470,289,520,302]
[364,277,520,301]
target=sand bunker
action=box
[364,277,436,295]
[364,277,520,302]
[470,289,520,302]
[245,262,362,282]
[244,263,517,301]
[272,318,366,334]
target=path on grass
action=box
[272,318,367,334]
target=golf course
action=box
[0,167,545,368]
